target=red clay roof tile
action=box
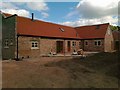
[75,23,109,39]
[3,13,109,39]
[17,16,79,39]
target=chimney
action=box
[31,13,34,21]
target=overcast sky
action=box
[0,0,119,27]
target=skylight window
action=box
[59,28,65,32]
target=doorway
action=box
[56,41,64,53]
[115,41,119,51]
[67,41,71,52]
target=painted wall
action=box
[2,15,16,59]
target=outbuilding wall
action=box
[82,39,104,52]
[17,36,81,58]
[2,15,16,60]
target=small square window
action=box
[72,41,76,47]
[31,41,39,49]
[94,40,101,46]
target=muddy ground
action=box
[2,52,120,88]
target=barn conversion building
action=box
[1,13,115,60]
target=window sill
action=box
[31,47,39,49]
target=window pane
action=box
[5,39,9,47]
[35,43,38,47]
[74,42,76,46]
[72,42,75,46]
[98,41,101,45]
[95,41,97,45]
[85,42,88,45]
[32,43,34,47]
[31,41,39,49]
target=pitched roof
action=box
[3,13,79,39]
[17,16,79,39]
[3,13,109,39]
[75,23,109,39]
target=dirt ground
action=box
[2,52,120,88]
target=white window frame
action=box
[94,40,101,46]
[72,41,76,47]
[31,41,39,49]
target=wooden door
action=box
[56,41,63,53]
[67,41,71,52]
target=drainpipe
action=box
[82,40,84,51]
[16,34,19,61]
[64,39,65,56]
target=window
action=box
[31,41,39,49]
[98,41,101,45]
[59,28,65,32]
[75,42,76,46]
[72,41,76,47]
[95,41,97,45]
[4,39,9,48]
[85,41,88,45]
[94,40,101,46]
[10,39,13,45]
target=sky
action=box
[0,0,119,27]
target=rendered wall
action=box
[2,15,16,59]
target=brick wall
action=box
[40,38,56,55]
[17,36,40,58]
[17,36,81,58]
[40,38,81,55]
[83,39,104,52]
